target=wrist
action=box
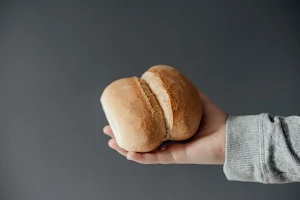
[217,125,226,164]
[217,116,227,165]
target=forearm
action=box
[224,114,300,184]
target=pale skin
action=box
[103,90,228,165]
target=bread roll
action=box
[100,65,202,152]
[141,65,202,141]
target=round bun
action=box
[100,65,202,152]
[100,77,167,152]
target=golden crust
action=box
[142,65,202,141]
[100,65,202,152]
[100,77,166,152]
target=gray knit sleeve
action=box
[223,114,300,184]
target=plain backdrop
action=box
[0,1,300,200]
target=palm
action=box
[103,90,227,165]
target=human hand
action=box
[103,90,227,165]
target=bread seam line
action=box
[140,77,170,141]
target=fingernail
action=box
[108,141,113,148]
[160,146,166,151]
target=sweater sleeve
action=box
[223,113,300,184]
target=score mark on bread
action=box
[100,65,202,152]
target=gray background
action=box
[0,0,300,200]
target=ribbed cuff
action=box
[223,114,265,183]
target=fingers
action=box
[103,126,127,156]
[127,143,187,164]
[158,141,172,151]
[103,125,114,139]
[103,126,188,164]
[126,151,173,164]
[106,136,177,164]
[108,139,127,156]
